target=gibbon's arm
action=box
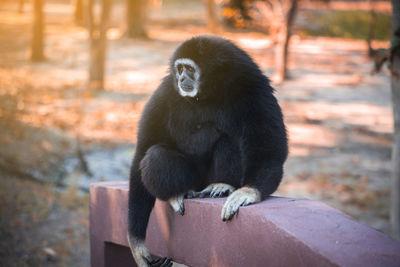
[239,99,287,199]
[221,96,288,222]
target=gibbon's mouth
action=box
[178,85,198,98]
[180,85,193,92]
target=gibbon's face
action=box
[171,35,258,101]
[174,58,200,98]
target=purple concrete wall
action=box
[90,181,400,267]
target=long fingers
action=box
[221,187,261,222]
[199,183,235,198]
[168,193,185,215]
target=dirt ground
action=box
[0,0,394,265]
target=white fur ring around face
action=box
[174,58,200,98]
[221,186,261,221]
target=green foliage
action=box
[298,10,391,40]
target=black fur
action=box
[128,35,288,241]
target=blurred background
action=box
[0,0,394,266]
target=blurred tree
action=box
[221,0,251,27]
[367,0,389,74]
[73,0,85,26]
[244,0,299,83]
[391,0,400,240]
[269,0,298,83]
[223,0,331,83]
[18,0,25,13]
[367,0,377,55]
[221,0,298,82]
[125,0,148,38]
[204,0,220,33]
[87,0,113,90]
[31,0,45,61]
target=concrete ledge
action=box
[90,181,400,267]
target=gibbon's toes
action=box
[148,257,173,267]
[199,183,235,198]
[221,187,261,222]
[168,194,185,215]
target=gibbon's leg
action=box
[128,144,197,267]
[140,144,200,215]
[199,136,241,198]
[221,165,283,221]
[128,171,161,267]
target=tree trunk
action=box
[274,24,289,84]
[74,0,85,26]
[391,0,400,240]
[204,0,220,34]
[367,0,377,57]
[31,0,45,62]
[87,0,113,90]
[274,0,297,83]
[125,0,148,38]
[18,0,25,13]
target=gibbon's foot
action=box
[149,257,173,267]
[127,234,172,267]
[221,186,261,222]
[127,235,152,267]
[168,193,185,215]
[199,183,235,198]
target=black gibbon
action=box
[128,35,288,267]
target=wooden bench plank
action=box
[90,181,400,267]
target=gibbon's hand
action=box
[221,186,261,221]
[198,183,235,198]
[168,194,185,215]
[168,190,196,215]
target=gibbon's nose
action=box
[180,77,193,92]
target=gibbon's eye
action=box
[177,64,183,74]
[186,65,194,73]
